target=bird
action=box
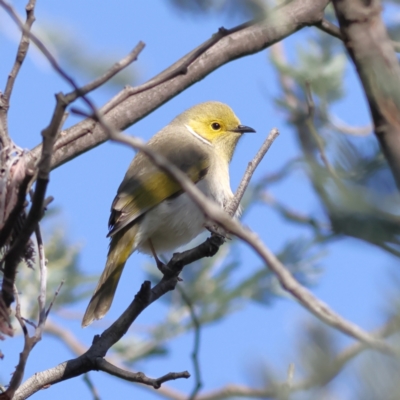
[82,101,255,327]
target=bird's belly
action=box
[136,184,209,254]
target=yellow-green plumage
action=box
[82,101,255,327]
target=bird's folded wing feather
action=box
[107,141,210,237]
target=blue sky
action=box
[0,1,397,399]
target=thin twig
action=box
[5,286,32,399]
[45,281,64,318]
[64,42,145,104]
[95,358,190,389]
[226,128,279,216]
[315,18,342,40]
[3,0,36,103]
[315,17,400,53]
[177,286,202,400]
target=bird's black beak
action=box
[232,124,256,134]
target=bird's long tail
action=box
[81,225,138,327]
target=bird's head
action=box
[175,101,255,162]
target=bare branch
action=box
[5,286,32,399]
[226,128,279,216]
[3,0,36,103]
[63,42,145,104]
[45,281,64,318]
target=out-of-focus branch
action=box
[316,17,400,53]
[82,374,100,400]
[304,81,338,179]
[328,114,372,136]
[177,287,202,400]
[331,1,400,189]
[25,0,330,170]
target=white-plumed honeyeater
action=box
[82,101,255,327]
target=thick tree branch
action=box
[25,0,330,170]
[331,0,400,188]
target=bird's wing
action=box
[107,139,210,237]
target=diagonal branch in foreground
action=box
[107,128,396,356]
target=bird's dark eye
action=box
[211,122,221,130]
